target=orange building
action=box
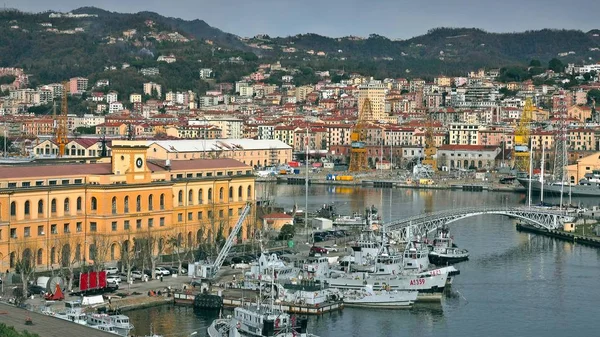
[0,141,255,272]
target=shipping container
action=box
[79,271,107,292]
[323,162,335,169]
[293,169,300,175]
[336,175,354,181]
[333,165,348,172]
[288,161,300,168]
[419,178,434,185]
[312,162,323,168]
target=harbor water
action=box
[128,184,600,337]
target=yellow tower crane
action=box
[55,82,69,157]
[422,114,437,171]
[349,98,373,172]
[513,98,534,172]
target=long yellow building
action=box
[0,141,255,272]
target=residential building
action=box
[69,77,88,95]
[437,144,501,170]
[143,82,162,99]
[199,68,213,79]
[358,82,386,121]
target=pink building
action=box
[69,77,88,95]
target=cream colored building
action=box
[129,93,142,103]
[145,139,292,168]
[358,82,386,121]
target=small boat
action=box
[428,226,469,265]
[343,285,417,309]
[86,313,134,337]
[207,304,317,337]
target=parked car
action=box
[104,267,119,275]
[106,275,121,285]
[130,270,146,280]
[28,284,47,295]
[324,245,338,252]
[310,246,328,255]
[154,267,171,276]
[117,273,128,282]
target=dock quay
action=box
[0,302,115,337]
[174,288,343,315]
[516,223,600,248]
[222,298,344,315]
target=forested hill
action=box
[0,7,598,89]
[265,28,600,64]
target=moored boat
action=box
[428,226,469,265]
[343,285,417,309]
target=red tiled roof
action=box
[261,213,293,219]
[0,163,112,179]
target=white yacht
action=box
[343,285,418,309]
[86,313,134,337]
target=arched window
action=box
[64,198,70,212]
[198,189,203,204]
[178,190,183,205]
[148,195,153,211]
[219,187,224,201]
[247,185,252,199]
[124,196,129,213]
[76,197,82,211]
[208,188,212,201]
[38,200,44,215]
[136,195,141,212]
[91,197,98,211]
[238,186,243,200]
[70,144,76,156]
[10,201,16,217]
[188,189,194,205]
[229,187,233,201]
[160,194,165,210]
[111,197,117,214]
[50,247,56,264]
[24,201,30,216]
[51,199,57,213]
[37,248,43,265]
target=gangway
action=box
[189,202,252,279]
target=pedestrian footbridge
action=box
[384,207,575,242]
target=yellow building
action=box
[0,141,255,272]
[566,151,600,183]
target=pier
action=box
[221,298,344,315]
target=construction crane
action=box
[421,113,437,171]
[349,98,373,171]
[55,82,69,157]
[189,202,252,279]
[513,98,534,172]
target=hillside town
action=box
[1,59,600,171]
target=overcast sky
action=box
[9,0,600,39]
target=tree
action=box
[55,236,82,291]
[88,234,111,272]
[548,58,564,73]
[529,59,541,67]
[14,241,37,300]
[167,231,190,275]
[138,230,166,280]
[0,136,12,153]
[278,224,295,241]
[587,89,600,104]
[74,126,96,135]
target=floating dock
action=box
[222,298,344,315]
